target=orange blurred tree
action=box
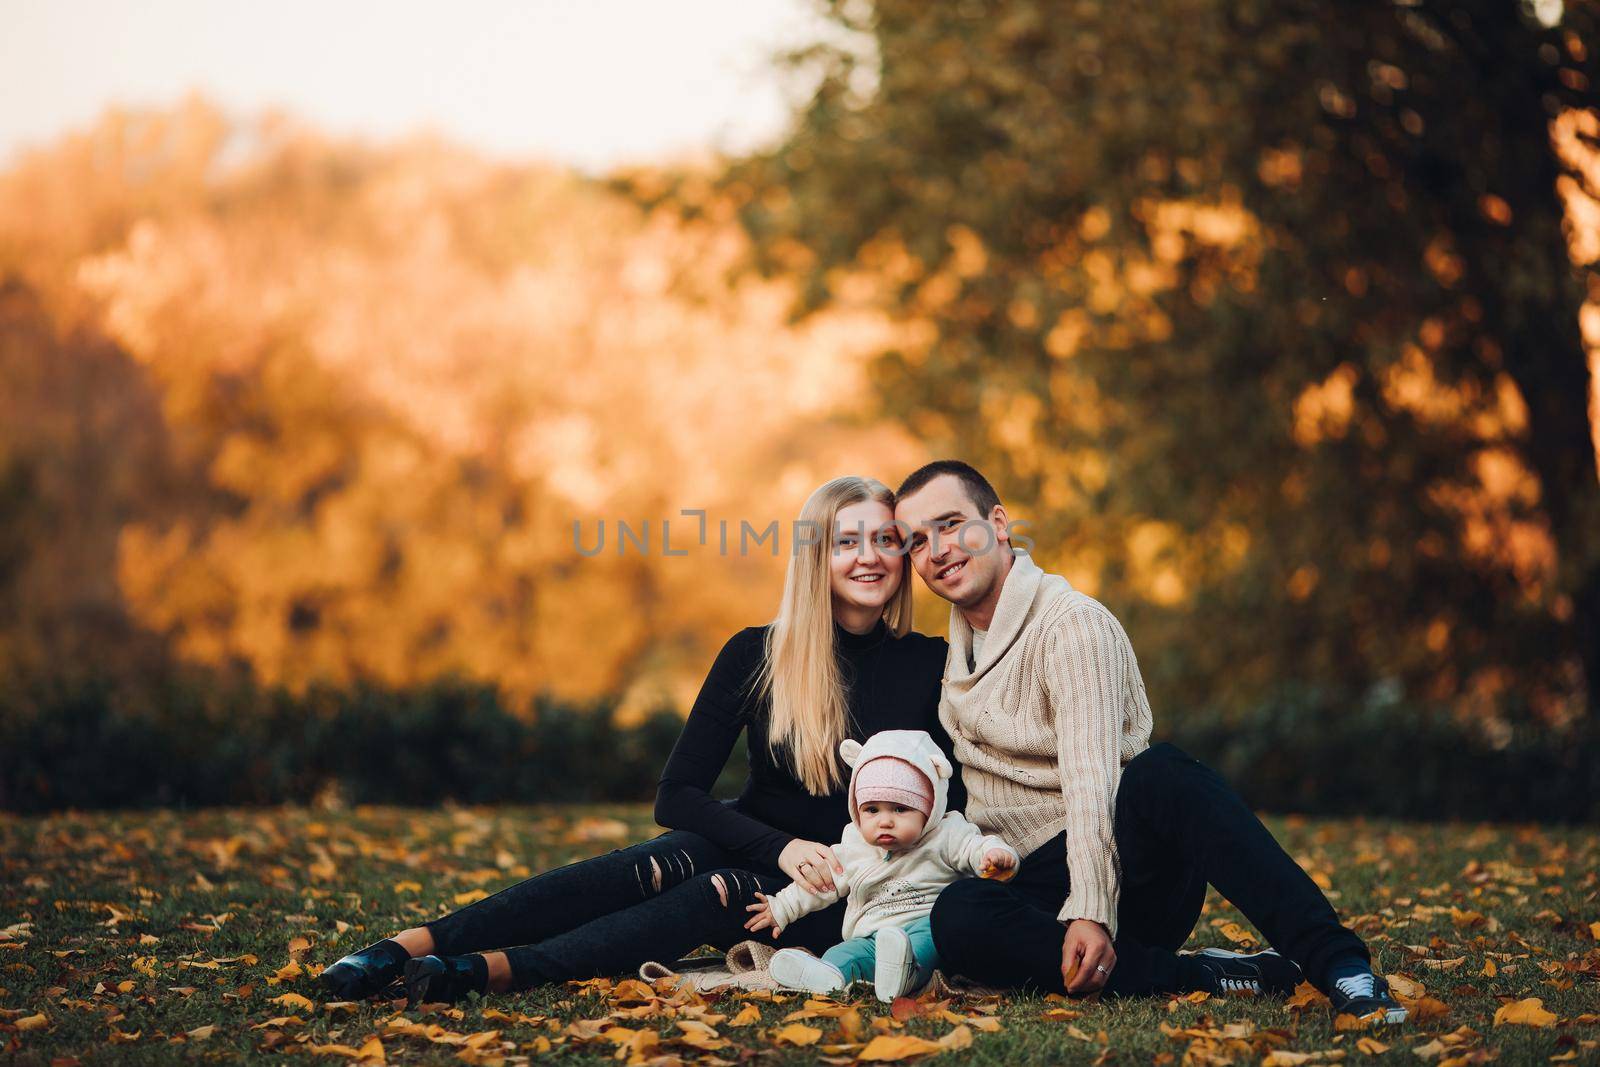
[0,97,926,713]
[671,0,1600,725]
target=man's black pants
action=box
[929,742,1368,996]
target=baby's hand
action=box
[744,891,783,938]
[979,848,1016,882]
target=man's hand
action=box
[1061,919,1116,995]
[744,891,783,938]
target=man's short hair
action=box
[895,460,1002,518]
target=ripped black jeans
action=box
[421,829,846,990]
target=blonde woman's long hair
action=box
[752,476,915,795]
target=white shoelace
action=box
[1219,977,1261,994]
[1335,972,1377,1000]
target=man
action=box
[894,460,1405,1023]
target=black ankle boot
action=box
[404,954,489,1006]
[320,938,410,1000]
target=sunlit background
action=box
[2,0,1597,816]
[1,0,824,172]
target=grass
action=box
[3,803,1597,1064]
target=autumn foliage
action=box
[0,96,924,720]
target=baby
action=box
[745,729,1019,1002]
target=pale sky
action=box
[1,0,827,173]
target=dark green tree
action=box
[657,0,1600,724]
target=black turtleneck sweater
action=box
[654,618,963,871]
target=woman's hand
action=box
[778,839,844,895]
[744,891,782,938]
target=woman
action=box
[319,476,962,1003]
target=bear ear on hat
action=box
[839,739,864,767]
[929,751,953,780]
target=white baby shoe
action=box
[768,948,846,995]
[873,926,929,1003]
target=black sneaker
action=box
[1182,947,1303,997]
[1327,971,1408,1025]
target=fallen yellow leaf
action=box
[1215,921,1259,947]
[1419,956,1466,971]
[1286,981,1330,1012]
[463,1029,501,1049]
[856,1033,944,1060]
[674,1019,729,1050]
[1412,1038,1447,1061]
[306,1040,384,1061]
[1385,973,1423,999]
[1261,1051,1345,1066]
[939,1025,974,1051]
[15,1013,49,1031]
[728,1003,762,1027]
[1396,995,1450,1024]
[269,992,316,1011]
[479,1008,543,1025]
[601,1026,658,1058]
[1262,1054,1312,1067]
[611,978,658,1003]
[561,1018,613,1041]
[1493,997,1556,1028]
[771,1022,822,1046]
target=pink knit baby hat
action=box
[853,755,934,817]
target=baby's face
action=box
[857,802,926,850]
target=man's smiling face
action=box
[894,473,1009,608]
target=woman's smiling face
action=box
[828,499,904,613]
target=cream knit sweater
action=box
[938,550,1152,936]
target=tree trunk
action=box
[1437,2,1600,718]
